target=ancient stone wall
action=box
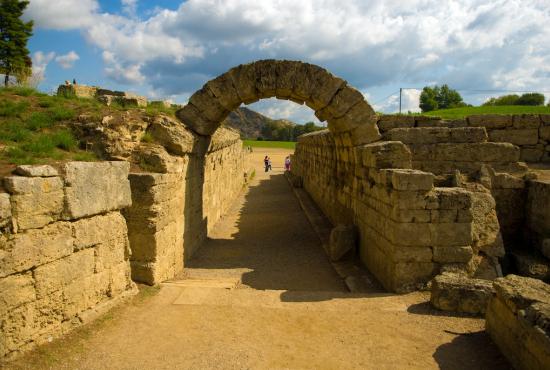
[292,129,509,292]
[378,114,550,163]
[124,122,249,285]
[486,275,550,370]
[0,162,135,360]
[526,180,550,259]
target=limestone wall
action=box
[486,275,550,370]
[378,114,550,163]
[124,122,249,285]
[0,162,135,360]
[526,180,550,259]
[293,130,503,292]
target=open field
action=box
[420,105,550,119]
[243,139,297,149]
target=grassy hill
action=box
[422,105,550,119]
[222,107,295,139]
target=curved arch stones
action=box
[176,60,381,144]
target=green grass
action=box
[140,132,155,143]
[243,139,296,149]
[0,100,30,117]
[422,105,550,119]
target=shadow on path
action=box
[187,171,347,293]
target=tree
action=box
[482,94,520,106]
[419,84,465,112]
[516,93,545,106]
[0,0,33,87]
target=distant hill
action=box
[222,107,295,140]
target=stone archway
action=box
[176,60,381,145]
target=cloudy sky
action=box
[24,0,550,124]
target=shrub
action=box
[516,93,545,106]
[48,105,76,121]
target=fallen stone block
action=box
[430,273,493,315]
[14,165,58,177]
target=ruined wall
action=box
[378,114,550,163]
[293,130,502,292]
[486,275,550,370]
[525,180,550,259]
[124,120,249,285]
[0,162,135,360]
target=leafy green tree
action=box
[516,93,545,106]
[483,94,520,106]
[419,84,465,112]
[419,87,438,112]
[0,0,33,87]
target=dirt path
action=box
[5,148,510,370]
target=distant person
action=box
[264,156,269,172]
[73,78,77,85]
[284,156,291,171]
[64,80,71,85]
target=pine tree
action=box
[0,0,33,87]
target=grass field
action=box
[421,105,550,119]
[243,140,296,149]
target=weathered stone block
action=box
[147,114,198,155]
[468,115,512,129]
[377,115,415,132]
[384,127,451,144]
[433,246,473,263]
[430,273,493,314]
[360,141,411,169]
[436,188,472,210]
[489,129,539,145]
[0,222,73,277]
[430,223,473,246]
[386,169,434,191]
[0,272,35,315]
[34,249,95,298]
[513,114,541,129]
[188,86,229,123]
[14,165,58,177]
[72,212,128,250]
[176,103,219,136]
[134,145,185,174]
[0,193,11,228]
[4,176,64,230]
[63,161,131,219]
[449,127,488,143]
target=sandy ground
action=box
[5,147,511,370]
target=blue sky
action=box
[23,0,550,124]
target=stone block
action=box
[540,126,550,141]
[392,261,436,293]
[385,169,434,191]
[147,114,198,155]
[327,100,378,138]
[328,224,357,261]
[14,165,58,177]
[205,73,242,111]
[513,114,541,129]
[0,222,73,277]
[189,86,229,123]
[468,115,512,129]
[390,245,433,262]
[4,176,64,230]
[489,129,539,145]
[449,127,488,143]
[34,249,95,298]
[430,223,473,246]
[176,103,218,136]
[72,212,128,250]
[134,145,185,174]
[430,273,493,314]
[0,272,35,315]
[360,141,412,169]
[0,193,11,228]
[63,161,131,219]
[377,115,415,132]
[384,127,451,144]
[433,246,473,263]
[436,188,472,210]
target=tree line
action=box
[420,84,547,112]
[258,121,324,142]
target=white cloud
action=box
[121,0,138,17]
[25,0,99,30]
[55,51,79,69]
[373,89,421,114]
[32,51,56,78]
[248,98,321,124]
[24,0,550,120]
